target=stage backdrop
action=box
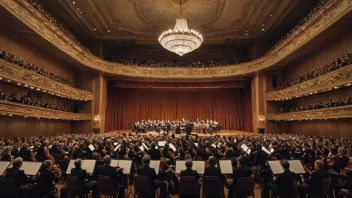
[105,87,252,132]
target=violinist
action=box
[228,157,252,198]
[224,143,234,159]
[149,143,161,160]
[298,160,329,198]
[31,160,61,198]
[18,143,34,161]
[180,159,201,196]
[5,157,33,197]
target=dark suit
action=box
[137,164,167,198]
[97,164,125,198]
[31,169,58,197]
[204,165,225,184]
[180,168,201,196]
[71,167,97,198]
[5,167,32,194]
[298,169,329,198]
[148,148,161,160]
[271,169,296,198]
[228,166,252,197]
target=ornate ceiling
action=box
[41,0,300,44]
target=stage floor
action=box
[106,130,252,137]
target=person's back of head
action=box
[315,160,324,170]
[208,156,217,166]
[142,154,151,166]
[103,155,111,165]
[12,157,23,169]
[185,153,192,160]
[185,159,193,169]
[238,156,248,167]
[280,160,290,170]
[74,158,82,168]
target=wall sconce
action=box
[93,115,101,125]
[258,115,265,122]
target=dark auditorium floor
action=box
[55,181,262,197]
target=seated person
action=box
[180,159,201,196]
[228,156,252,198]
[97,155,125,198]
[0,146,12,161]
[5,157,33,196]
[60,158,97,198]
[31,160,61,198]
[204,156,225,196]
[137,154,167,198]
[18,143,34,161]
[298,160,330,198]
[266,160,296,198]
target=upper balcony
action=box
[0,0,351,80]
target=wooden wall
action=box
[266,29,352,139]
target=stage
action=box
[106,130,252,137]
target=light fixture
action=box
[158,0,203,56]
[73,1,75,4]
[94,28,96,31]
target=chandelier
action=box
[158,1,203,56]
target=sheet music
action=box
[288,160,306,174]
[142,143,149,150]
[241,144,249,151]
[88,144,95,151]
[270,148,275,153]
[150,160,160,174]
[246,148,251,155]
[0,162,10,175]
[66,160,75,174]
[117,160,132,175]
[110,160,119,167]
[175,160,186,174]
[268,161,284,174]
[169,143,176,152]
[139,145,145,151]
[82,160,96,174]
[114,144,121,152]
[262,146,271,155]
[25,162,42,176]
[192,161,205,174]
[219,160,233,174]
[158,141,166,147]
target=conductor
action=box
[185,120,193,136]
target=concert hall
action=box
[0,0,351,197]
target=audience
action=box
[270,53,352,91]
[267,0,330,53]
[1,131,352,197]
[276,96,352,114]
[0,91,79,113]
[0,49,86,90]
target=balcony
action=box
[266,105,352,121]
[0,100,91,120]
[265,64,352,101]
[0,59,94,101]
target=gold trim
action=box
[1,0,351,80]
[266,105,352,121]
[0,59,94,101]
[0,100,92,120]
[265,64,352,101]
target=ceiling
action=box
[38,0,306,47]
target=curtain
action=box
[105,87,252,132]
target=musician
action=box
[266,160,296,198]
[148,143,161,160]
[61,158,97,198]
[18,143,34,161]
[224,143,234,159]
[31,160,61,198]
[0,146,12,161]
[185,120,193,136]
[227,157,252,198]
[298,160,330,198]
[204,156,225,185]
[5,157,33,196]
[180,159,201,196]
[97,155,125,198]
[137,155,167,198]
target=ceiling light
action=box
[77,8,80,10]
[158,2,202,56]
[108,30,110,32]
[262,28,264,31]
[0,77,2,80]
[7,80,11,82]
[73,1,75,4]
[9,114,12,117]
[24,84,28,87]
[17,83,21,85]
[37,88,40,91]
[94,28,96,31]
[80,12,82,14]
[246,34,248,36]
[30,86,34,89]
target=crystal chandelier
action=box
[158,1,203,56]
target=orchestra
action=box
[0,132,351,197]
[132,119,221,134]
